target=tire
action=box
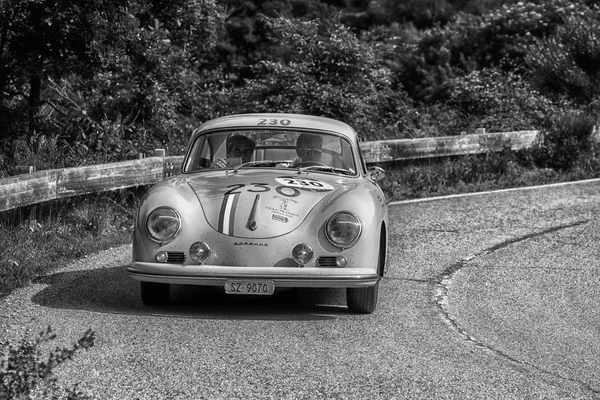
[347,236,384,313]
[347,281,379,314]
[140,282,171,306]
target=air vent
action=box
[167,252,186,264]
[316,256,338,268]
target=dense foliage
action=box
[1,0,599,175]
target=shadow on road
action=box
[30,265,348,321]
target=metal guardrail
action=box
[0,130,540,212]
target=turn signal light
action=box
[292,243,313,266]
[189,242,211,263]
[156,251,168,263]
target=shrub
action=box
[448,68,559,133]
[0,327,95,399]
[379,144,549,200]
[388,0,597,104]
[465,0,595,69]
[526,14,600,104]
[388,24,458,104]
[532,110,598,170]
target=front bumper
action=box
[127,262,379,288]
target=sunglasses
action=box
[298,148,322,156]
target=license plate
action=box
[225,280,275,295]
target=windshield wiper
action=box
[298,166,355,175]
[234,160,278,169]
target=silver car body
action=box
[127,113,389,313]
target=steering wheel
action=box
[295,161,326,167]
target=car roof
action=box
[195,113,357,140]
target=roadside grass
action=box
[379,147,600,201]
[0,189,143,298]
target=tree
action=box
[222,15,413,139]
[49,0,227,161]
[0,0,100,127]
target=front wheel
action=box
[347,281,379,314]
[141,282,171,306]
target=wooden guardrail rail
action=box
[361,130,539,162]
[0,130,540,212]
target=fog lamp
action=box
[292,243,313,265]
[156,251,168,263]
[189,242,211,263]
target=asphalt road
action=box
[1,180,599,399]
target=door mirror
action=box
[368,166,386,181]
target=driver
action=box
[212,135,256,168]
[292,133,324,166]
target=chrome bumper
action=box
[127,262,379,288]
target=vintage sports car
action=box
[127,113,389,313]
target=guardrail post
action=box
[154,149,175,179]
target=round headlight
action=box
[326,212,361,249]
[146,207,181,243]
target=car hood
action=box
[187,170,351,238]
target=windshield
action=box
[182,129,358,176]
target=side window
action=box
[183,136,215,171]
[339,139,357,173]
[183,136,205,171]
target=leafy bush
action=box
[463,0,596,69]
[448,68,559,133]
[0,327,95,399]
[526,14,600,104]
[532,110,599,170]
[387,24,458,104]
[363,0,456,28]
[388,0,597,104]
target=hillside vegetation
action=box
[1,0,599,172]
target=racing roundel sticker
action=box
[275,177,334,192]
